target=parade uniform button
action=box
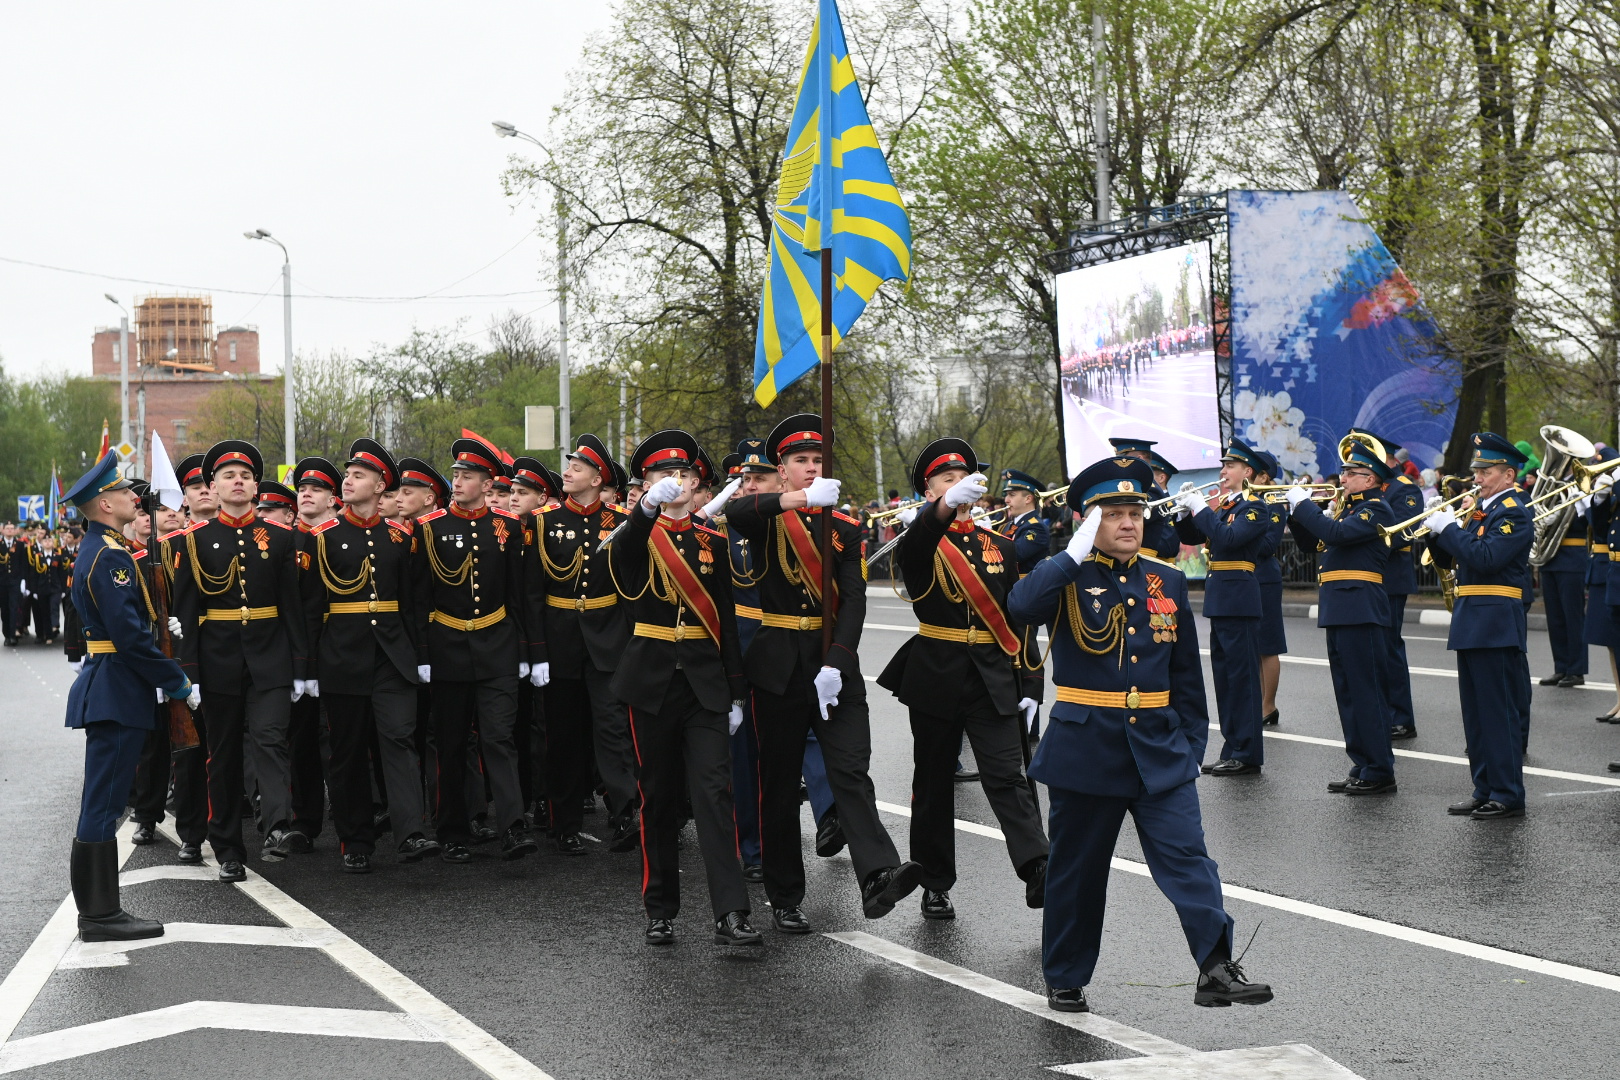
[1129,716,1137,724]
[1127,626,1136,635]
[1127,598,1135,606]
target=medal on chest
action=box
[1145,572,1178,642]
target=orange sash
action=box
[781,509,838,607]
[935,534,1020,656]
[648,523,722,644]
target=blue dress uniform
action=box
[1108,439,1181,562]
[1009,457,1270,1011]
[1428,434,1533,816]
[1174,438,1271,770]
[1539,486,1589,685]
[1376,461,1425,737]
[63,453,193,942]
[1287,447,1396,788]
[1583,448,1620,678]
[1252,450,1288,669]
[997,469,1052,576]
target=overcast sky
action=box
[0,3,617,380]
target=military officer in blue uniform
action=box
[997,469,1051,577]
[1108,438,1181,562]
[63,451,199,942]
[1284,439,1397,793]
[1538,467,1590,690]
[1173,437,1271,775]
[1422,432,1534,819]
[1008,456,1271,1013]
[1252,450,1288,727]
[1582,449,1620,723]
[1352,429,1425,739]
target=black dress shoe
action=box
[1262,709,1280,727]
[441,843,472,863]
[468,819,499,845]
[1609,761,1620,773]
[742,863,764,883]
[1559,674,1585,687]
[372,811,391,834]
[283,830,314,855]
[398,835,441,862]
[1389,725,1417,740]
[1470,800,1524,820]
[1200,759,1221,774]
[1207,759,1260,776]
[862,861,924,919]
[815,808,846,858]
[502,827,540,861]
[218,860,247,882]
[261,828,295,862]
[1326,774,1357,793]
[1023,857,1047,909]
[343,853,371,874]
[1539,672,1565,685]
[771,906,812,934]
[1598,712,1620,724]
[646,918,674,945]
[556,833,587,856]
[1195,959,1274,1006]
[608,814,640,853]
[176,843,203,865]
[953,768,980,782]
[714,911,764,947]
[1343,777,1397,796]
[131,823,156,846]
[582,793,598,814]
[1447,798,1486,815]
[921,889,955,920]
[1047,987,1089,1013]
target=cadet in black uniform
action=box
[609,429,759,947]
[0,521,16,644]
[881,439,1048,921]
[508,456,558,821]
[288,456,341,844]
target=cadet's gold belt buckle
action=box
[965,627,980,645]
[1125,689,1141,709]
[368,600,378,613]
[575,597,586,612]
[798,616,812,630]
[674,624,687,641]
[239,606,251,623]
[463,617,476,631]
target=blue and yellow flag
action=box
[753,0,912,407]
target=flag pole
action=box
[820,248,836,659]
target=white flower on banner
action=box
[1235,390,1319,477]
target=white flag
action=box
[149,433,184,512]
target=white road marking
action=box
[873,802,1620,996]
[0,1001,439,1074]
[1051,1043,1365,1079]
[119,864,219,886]
[824,930,1194,1058]
[59,923,343,969]
[1237,725,1620,788]
[1542,787,1620,798]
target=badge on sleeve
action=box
[111,567,132,588]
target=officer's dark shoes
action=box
[954,767,980,783]
[556,833,587,857]
[343,853,371,874]
[1200,760,1221,774]
[1470,800,1524,820]
[1023,857,1048,909]
[862,861,924,919]
[73,839,164,943]
[1326,774,1356,793]
[771,906,812,934]
[218,860,247,883]
[1047,987,1089,1013]
[130,823,156,846]
[714,911,763,947]
[921,890,955,920]
[1195,959,1273,1007]
[742,863,764,883]
[1559,674,1585,687]
[283,830,314,855]
[1447,798,1486,816]
[1389,725,1417,740]
[1207,759,1260,776]
[1343,777,1397,796]
[176,843,203,864]
[502,827,540,861]
[815,807,846,858]
[261,829,295,862]
[440,843,472,864]
[398,835,441,863]
[646,918,675,945]
[582,793,598,814]
[1539,672,1565,686]
[608,815,640,853]
[372,811,391,834]
[468,819,498,845]
[1608,761,1620,774]
[1262,710,1280,727]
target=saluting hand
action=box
[1065,506,1102,564]
[701,477,743,520]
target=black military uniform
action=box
[881,440,1049,920]
[528,434,637,853]
[171,441,309,876]
[60,530,84,663]
[0,528,16,643]
[412,438,535,861]
[286,456,341,842]
[724,413,921,927]
[608,429,758,946]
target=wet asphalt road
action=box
[3,592,1619,1080]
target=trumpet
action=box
[1380,485,1480,539]
[867,498,927,523]
[1241,480,1342,503]
[1144,480,1221,510]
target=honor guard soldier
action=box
[1172,437,1271,775]
[507,455,559,819]
[0,522,16,644]
[725,413,923,931]
[301,440,441,872]
[1583,449,1620,723]
[63,451,200,941]
[1355,429,1426,739]
[1251,451,1288,727]
[287,456,341,843]
[1538,473,1590,691]
[526,434,639,853]
[413,438,537,861]
[1109,438,1180,562]
[171,441,310,880]
[1284,439,1397,794]
[997,470,1051,577]
[256,480,297,526]
[1008,456,1271,1014]
[608,430,760,947]
[880,440,1049,921]
[1421,432,1534,819]
[177,453,216,524]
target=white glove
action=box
[701,477,742,520]
[167,615,182,639]
[1597,473,1616,491]
[1177,481,1198,494]
[305,679,320,698]
[728,702,744,735]
[155,687,166,704]
[519,661,530,678]
[417,664,432,684]
[1424,493,1444,511]
[1065,506,1102,563]
[813,665,842,719]
[1018,697,1039,732]
[1283,486,1310,509]
[68,657,84,675]
[186,684,201,710]
[291,679,306,703]
[18,581,28,598]
[803,476,842,508]
[898,506,917,526]
[642,476,683,515]
[1174,489,1207,516]
[1423,509,1457,535]
[530,661,550,687]
[943,472,988,509]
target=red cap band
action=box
[216,451,253,469]
[643,447,689,468]
[455,450,496,473]
[351,452,394,486]
[574,444,607,473]
[776,430,822,454]
[925,452,968,476]
[182,468,203,485]
[401,470,439,491]
[257,491,294,506]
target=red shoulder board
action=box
[261,517,294,531]
[419,508,448,523]
[131,547,148,562]
[157,528,188,543]
[387,517,411,532]
[833,510,860,526]
[311,518,341,535]
[492,506,518,519]
[184,520,208,534]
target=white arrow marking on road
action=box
[59,923,343,969]
[1050,1042,1366,1079]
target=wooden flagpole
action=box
[820,248,836,659]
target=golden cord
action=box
[183,529,241,597]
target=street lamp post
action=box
[245,229,295,471]
[494,120,571,469]
[104,294,130,450]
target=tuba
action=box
[1528,424,1595,566]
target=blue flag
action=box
[753,0,912,407]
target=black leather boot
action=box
[72,839,163,943]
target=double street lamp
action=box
[244,229,295,470]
